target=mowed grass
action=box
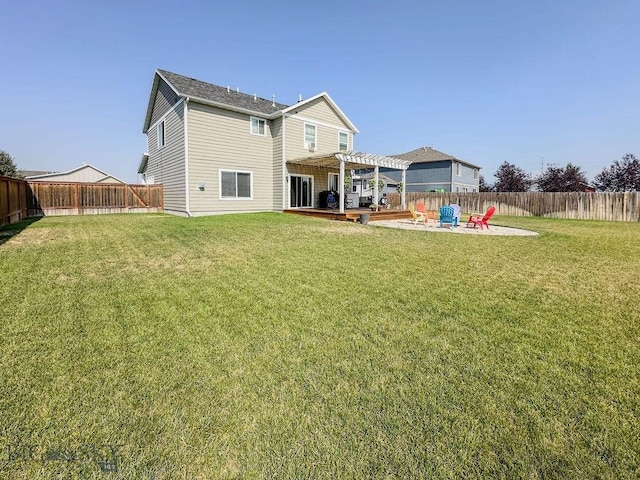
[0,213,639,479]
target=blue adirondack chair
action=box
[439,205,457,228]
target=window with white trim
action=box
[220,170,252,199]
[339,132,348,151]
[157,120,165,149]
[250,116,266,136]
[456,163,461,176]
[473,168,478,179]
[304,123,317,149]
[328,173,339,192]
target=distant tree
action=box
[493,162,532,192]
[594,154,640,192]
[478,175,493,192]
[0,150,24,179]
[536,163,589,192]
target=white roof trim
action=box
[287,151,411,171]
[138,153,149,174]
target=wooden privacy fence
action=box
[1,176,163,226]
[0,176,29,226]
[387,192,640,222]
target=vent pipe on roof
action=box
[254,94,257,102]
[236,87,239,94]
[272,95,275,107]
[227,86,230,92]
[298,94,302,102]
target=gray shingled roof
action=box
[390,146,481,169]
[157,69,289,116]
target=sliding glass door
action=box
[290,175,313,208]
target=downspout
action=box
[184,97,192,217]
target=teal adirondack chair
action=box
[439,205,457,228]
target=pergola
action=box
[287,151,412,213]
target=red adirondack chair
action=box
[467,206,496,230]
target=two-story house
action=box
[139,69,410,216]
[382,146,481,193]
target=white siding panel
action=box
[187,103,275,213]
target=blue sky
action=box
[1,0,638,183]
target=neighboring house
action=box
[351,172,399,197]
[26,164,125,183]
[20,169,58,178]
[139,69,411,216]
[382,146,481,193]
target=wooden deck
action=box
[284,208,411,222]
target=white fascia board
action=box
[142,70,183,133]
[137,154,149,174]
[281,92,359,133]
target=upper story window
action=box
[157,120,165,149]
[250,116,266,136]
[473,168,479,179]
[456,163,462,176]
[220,170,252,199]
[305,123,317,150]
[339,132,348,151]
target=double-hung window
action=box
[305,123,317,149]
[339,132,348,151]
[157,120,165,149]
[250,116,266,136]
[456,163,462,176]
[220,170,252,199]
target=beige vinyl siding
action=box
[150,79,181,127]
[271,117,284,211]
[287,164,339,208]
[294,97,352,129]
[146,101,186,213]
[284,97,355,160]
[187,103,275,213]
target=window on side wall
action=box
[250,117,266,136]
[456,163,461,176]
[473,168,478,179]
[157,120,165,149]
[339,132,348,151]
[220,170,252,199]
[305,123,317,149]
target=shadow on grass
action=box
[0,216,43,246]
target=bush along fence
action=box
[1,176,163,227]
[386,191,640,222]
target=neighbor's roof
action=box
[355,171,399,185]
[26,164,125,183]
[390,146,481,169]
[19,169,58,177]
[143,69,358,133]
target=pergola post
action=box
[374,166,379,210]
[401,169,407,209]
[339,158,345,213]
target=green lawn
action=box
[1,213,639,479]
